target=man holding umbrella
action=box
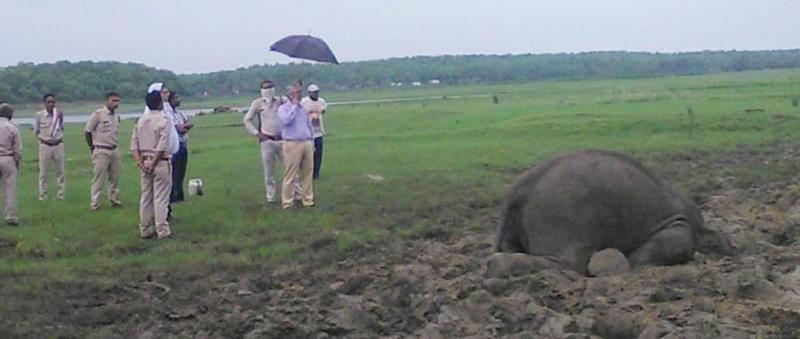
[278,84,315,209]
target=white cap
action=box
[308,84,320,92]
[148,82,164,93]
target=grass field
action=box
[1,68,800,280]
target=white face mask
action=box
[261,88,275,99]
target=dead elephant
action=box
[489,150,731,277]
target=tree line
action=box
[2,50,800,103]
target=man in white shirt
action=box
[300,84,328,180]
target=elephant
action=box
[490,150,731,277]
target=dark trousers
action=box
[170,144,188,203]
[313,137,323,179]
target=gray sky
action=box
[1,0,798,74]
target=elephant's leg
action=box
[628,223,694,268]
[485,253,566,278]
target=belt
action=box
[40,139,63,146]
[94,145,117,150]
[142,155,170,161]
[262,134,282,141]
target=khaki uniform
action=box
[0,117,21,222]
[243,96,300,202]
[85,106,121,209]
[131,111,172,239]
[34,109,65,200]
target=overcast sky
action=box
[1,0,798,74]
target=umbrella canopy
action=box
[270,35,339,64]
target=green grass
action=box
[1,68,800,278]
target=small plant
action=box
[685,107,699,139]
[791,97,799,108]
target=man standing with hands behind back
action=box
[278,84,315,209]
[131,90,173,239]
[34,94,65,201]
[85,92,122,211]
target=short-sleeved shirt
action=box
[34,109,64,142]
[244,96,286,137]
[301,97,328,138]
[130,111,172,158]
[0,117,21,157]
[84,106,120,147]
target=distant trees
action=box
[2,50,800,103]
[0,61,182,103]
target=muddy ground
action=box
[4,143,800,338]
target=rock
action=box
[485,252,550,278]
[366,174,384,182]
[591,309,643,339]
[538,311,574,337]
[482,278,509,296]
[660,265,701,284]
[588,249,630,277]
[637,321,673,339]
[417,323,446,339]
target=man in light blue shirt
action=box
[278,84,315,209]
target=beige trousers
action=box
[0,156,17,221]
[281,140,314,208]
[139,160,172,238]
[260,139,301,202]
[38,143,65,200]
[91,148,121,209]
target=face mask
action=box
[261,88,275,98]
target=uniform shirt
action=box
[84,106,120,147]
[278,101,314,141]
[300,97,328,138]
[244,96,286,137]
[0,117,21,158]
[130,110,172,157]
[144,103,180,154]
[33,109,64,142]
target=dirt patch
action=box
[0,238,16,257]
[5,143,800,338]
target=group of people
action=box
[244,81,327,209]
[0,79,327,240]
[0,84,193,240]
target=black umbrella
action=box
[270,35,339,64]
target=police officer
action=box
[0,103,20,225]
[131,90,173,239]
[85,92,122,211]
[34,94,65,200]
[244,80,289,203]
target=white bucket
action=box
[188,178,204,196]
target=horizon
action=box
[2,0,799,73]
[4,48,799,75]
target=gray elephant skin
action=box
[493,149,730,276]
